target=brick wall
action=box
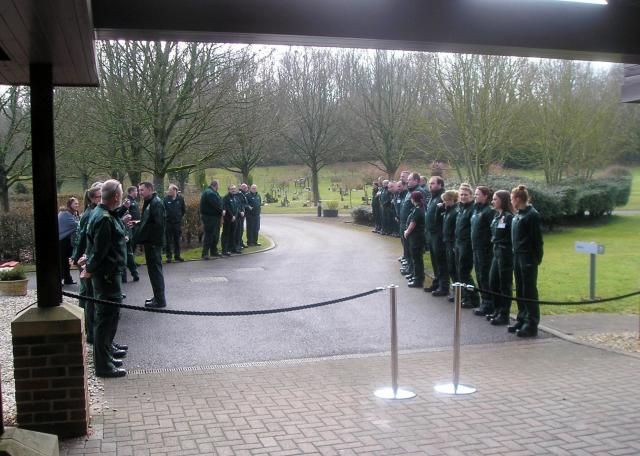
[11,304,89,438]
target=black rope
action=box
[61,287,385,316]
[463,285,640,306]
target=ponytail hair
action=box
[511,184,530,205]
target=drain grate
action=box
[189,276,228,283]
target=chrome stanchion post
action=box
[435,283,476,395]
[375,284,416,400]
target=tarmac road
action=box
[101,214,527,370]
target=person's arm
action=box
[404,220,416,239]
[85,218,112,274]
[532,211,544,265]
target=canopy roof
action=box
[1,0,640,88]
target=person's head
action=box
[411,190,425,208]
[373,182,379,189]
[442,190,459,208]
[399,180,407,190]
[66,197,79,214]
[492,189,513,212]
[429,176,444,193]
[511,184,530,210]
[101,179,123,210]
[228,184,236,194]
[408,172,420,188]
[127,186,138,199]
[400,170,409,184]
[240,183,248,192]
[167,184,178,198]
[419,176,427,187]
[88,185,102,206]
[474,185,492,205]
[382,179,389,188]
[250,184,257,193]
[459,183,473,204]
[138,182,154,200]
[210,180,219,191]
[389,181,396,192]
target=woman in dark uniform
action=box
[470,186,495,317]
[487,190,514,326]
[441,190,459,302]
[510,185,544,337]
[403,191,426,288]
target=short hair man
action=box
[136,181,167,308]
[82,179,128,378]
[221,185,239,255]
[163,184,186,263]
[245,184,262,246]
[199,180,223,259]
[234,183,249,251]
[424,176,448,296]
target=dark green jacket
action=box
[164,194,186,224]
[85,204,127,276]
[399,186,418,229]
[471,202,495,250]
[394,189,407,218]
[127,195,141,221]
[223,192,238,220]
[135,193,165,246]
[455,202,474,245]
[199,187,223,217]
[71,205,95,263]
[443,204,459,244]
[407,206,425,245]
[425,188,445,234]
[379,187,391,209]
[512,205,544,264]
[246,192,262,216]
[491,211,513,250]
[235,191,249,216]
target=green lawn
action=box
[619,167,640,211]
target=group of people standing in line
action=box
[372,171,544,338]
[56,178,263,377]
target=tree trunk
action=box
[153,174,165,196]
[128,171,142,188]
[80,173,90,192]
[56,179,64,193]
[0,171,9,212]
[311,168,320,206]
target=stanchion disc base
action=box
[434,383,476,395]
[374,387,416,400]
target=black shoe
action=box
[400,269,411,276]
[423,285,436,293]
[202,255,210,260]
[255,243,261,246]
[232,250,242,254]
[166,258,172,263]
[461,301,476,309]
[113,343,128,351]
[491,317,510,326]
[121,294,126,300]
[111,349,127,359]
[175,257,184,262]
[96,368,126,378]
[63,279,77,285]
[507,323,522,333]
[145,297,154,303]
[405,275,415,281]
[516,327,538,338]
[486,313,498,321]
[212,253,222,257]
[222,252,231,256]
[408,282,424,288]
[145,300,167,309]
[132,275,140,282]
[432,288,449,297]
[473,309,489,317]
[447,296,455,303]
[110,358,124,367]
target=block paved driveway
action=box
[108,215,534,370]
[60,338,640,455]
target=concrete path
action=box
[89,215,523,370]
[59,338,640,455]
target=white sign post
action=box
[575,242,605,300]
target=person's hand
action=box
[68,257,74,267]
[123,199,131,208]
[222,210,226,217]
[122,214,132,226]
[232,216,236,222]
[240,211,245,217]
[77,255,87,267]
[80,269,91,279]
[403,230,409,239]
[125,236,129,242]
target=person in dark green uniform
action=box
[371,182,381,233]
[221,185,239,256]
[403,191,426,288]
[510,185,544,337]
[71,184,102,344]
[81,179,128,378]
[399,173,421,278]
[441,190,459,303]
[379,180,392,235]
[425,176,448,296]
[136,181,167,308]
[470,186,495,316]
[246,184,262,246]
[120,186,140,282]
[163,184,186,263]
[487,190,514,326]
[455,184,479,309]
[199,180,223,259]
[234,184,249,251]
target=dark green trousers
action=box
[513,253,540,330]
[221,218,235,253]
[445,241,457,285]
[246,215,260,245]
[122,242,138,281]
[144,244,166,305]
[79,277,94,344]
[165,222,182,259]
[429,232,449,290]
[409,238,424,285]
[473,246,494,312]
[455,242,478,305]
[91,273,121,373]
[489,246,513,319]
[201,214,220,257]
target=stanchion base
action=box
[434,383,476,395]
[374,387,416,400]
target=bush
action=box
[324,200,340,210]
[14,182,29,194]
[0,265,26,281]
[0,208,35,262]
[351,206,374,226]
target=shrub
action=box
[351,206,374,226]
[14,182,29,194]
[0,265,26,281]
[324,200,340,210]
[0,208,35,262]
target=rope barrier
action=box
[61,287,385,316]
[465,285,640,306]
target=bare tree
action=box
[0,87,31,211]
[278,49,342,205]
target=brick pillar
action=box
[11,303,89,438]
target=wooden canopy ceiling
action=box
[1,0,640,94]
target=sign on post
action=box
[575,242,605,300]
